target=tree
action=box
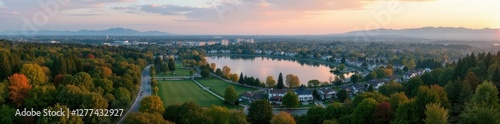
[352,98,378,124]
[100,66,113,78]
[224,86,238,104]
[0,104,15,124]
[460,102,500,124]
[266,75,276,88]
[312,90,320,100]
[248,99,273,124]
[277,73,284,89]
[70,72,94,91]
[271,112,296,124]
[200,69,210,78]
[379,81,403,96]
[372,102,393,124]
[406,59,416,70]
[306,106,325,124]
[352,92,388,108]
[229,110,250,124]
[8,73,33,107]
[337,89,349,103]
[210,63,216,72]
[20,63,47,86]
[368,85,374,92]
[154,86,159,95]
[338,64,346,71]
[368,72,377,80]
[374,68,387,79]
[403,77,424,98]
[24,85,57,109]
[222,66,231,78]
[308,79,321,88]
[465,72,480,91]
[392,101,418,124]
[412,85,451,124]
[285,74,300,88]
[168,58,175,72]
[321,103,347,121]
[282,91,299,109]
[388,92,409,112]
[350,74,360,83]
[425,103,448,124]
[86,53,95,59]
[0,51,12,79]
[160,63,168,74]
[124,112,173,124]
[238,72,244,84]
[230,73,239,82]
[57,85,85,109]
[113,87,131,108]
[0,81,8,104]
[80,92,108,110]
[215,68,223,76]
[203,105,230,124]
[139,96,165,114]
[470,81,498,106]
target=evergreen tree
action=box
[0,51,12,79]
[239,72,244,84]
[277,73,284,89]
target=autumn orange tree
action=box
[8,73,33,107]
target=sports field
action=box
[196,78,258,96]
[157,80,223,107]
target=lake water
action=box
[206,56,353,85]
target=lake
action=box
[206,55,353,85]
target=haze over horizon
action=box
[1,0,499,35]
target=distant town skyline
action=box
[0,0,499,35]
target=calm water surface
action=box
[206,56,352,85]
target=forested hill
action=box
[0,39,153,123]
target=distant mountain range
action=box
[337,27,500,40]
[0,28,173,36]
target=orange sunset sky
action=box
[0,0,499,35]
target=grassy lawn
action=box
[196,78,258,96]
[157,80,236,108]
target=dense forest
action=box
[0,40,152,123]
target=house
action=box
[386,75,401,82]
[352,83,366,94]
[403,72,417,81]
[366,80,385,90]
[295,86,313,102]
[318,88,337,100]
[268,89,287,103]
[341,85,354,94]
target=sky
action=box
[0,0,499,35]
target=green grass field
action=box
[157,80,240,108]
[196,78,258,96]
[156,62,193,76]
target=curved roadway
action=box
[117,65,152,124]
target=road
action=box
[117,65,152,124]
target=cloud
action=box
[1,0,136,15]
[0,6,17,18]
[125,0,433,22]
